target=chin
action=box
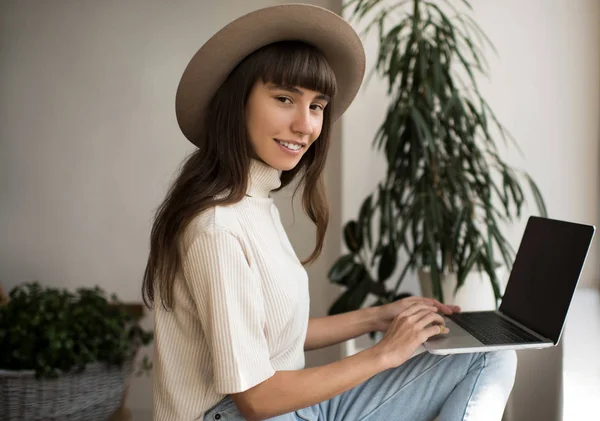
[261,154,303,172]
[270,159,300,172]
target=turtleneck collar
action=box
[246,159,282,198]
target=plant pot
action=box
[0,361,132,421]
[418,266,506,311]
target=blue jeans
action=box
[203,350,517,421]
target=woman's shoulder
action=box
[182,204,245,250]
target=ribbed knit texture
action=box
[152,159,310,421]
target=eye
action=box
[276,96,292,104]
[311,103,325,111]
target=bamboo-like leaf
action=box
[462,13,497,55]
[424,2,454,34]
[461,35,487,73]
[489,222,515,269]
[523,173,548,217]
[360,6,405,39]
[479,250,502,303]
[486,223,494,271]
[373,124,386,150]
[385,108,403,162]
[431,45,446,94]
[440,0,473,12]
[439,0,461,15]
[457,245,481,292]
[505,174,524,217]
[418,38,429,85]
[452,45,478,86]
[429,258,443,302]
[480,97,522,153]
[343,0,363,15]
[461,0,473,10]
[410,107,435,152]
[457,223,471,268]
[489,178,509,214]
[441,90,459,116]
[450,207,465,258]
[357,0,383,21]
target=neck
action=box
[246,159,282,198]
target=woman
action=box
[142,4,517,421]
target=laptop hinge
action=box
[496,311,553,343]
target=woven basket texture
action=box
[0,361,132,421]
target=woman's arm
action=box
[304,307,381,351]
[233,345,386,421]
[303,295,460,351]
[231,301,447,421]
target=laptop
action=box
[423,216,595,355]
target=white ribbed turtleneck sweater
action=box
[152,159,310,421]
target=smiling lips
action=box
[275,139,305,151]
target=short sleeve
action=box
[182,230,275,393]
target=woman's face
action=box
[245,80,329,171]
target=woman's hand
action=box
[373,296,460,333]
[372,301,450,369]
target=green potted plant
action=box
[0,282,153,421]
[328,0,547,316]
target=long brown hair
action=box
[142,41,337,310]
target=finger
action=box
[438,304,456,315]
[407,308,438,321]
[438,302,461,314]
[400,303,438,318]
[419,297,446,310]
[421,298,459,315]
[424,323,450,339]
[400,309,435,330]
[416,312,446,329]
[415,297,435,306]
[405,309,444,328]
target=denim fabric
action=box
[203,350,517,421]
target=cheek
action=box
[310,116,324,142]
[250,104,284,138]
[247,104,270,141]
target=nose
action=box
[291,108,312,136]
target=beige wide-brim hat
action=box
[175,3,366,147]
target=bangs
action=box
[256,41,337,99]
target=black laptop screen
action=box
[499,216,594,344]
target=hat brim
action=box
[175,3,365,146]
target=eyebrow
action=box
[269,84,330,103]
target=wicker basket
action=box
[0,360,133,421]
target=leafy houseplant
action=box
[0,282,153,379]
[328,0,547,315]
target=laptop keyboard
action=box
[448,312,545,345]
